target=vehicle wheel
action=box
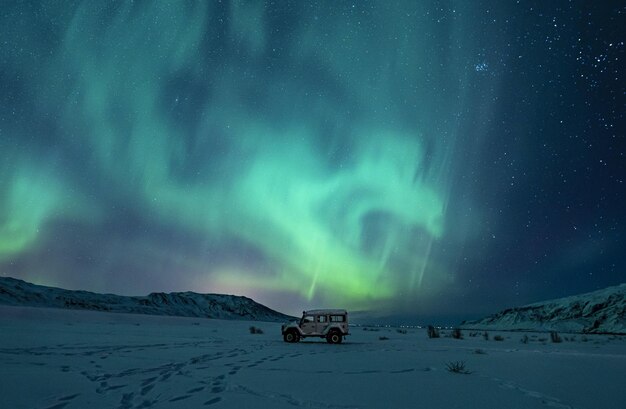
[327,330,342,344]
[284,330,299,343]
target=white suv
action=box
[281,309,349,344]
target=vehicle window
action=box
[302,316,314,323]
[330,315,345,322]
[317,315,327,323]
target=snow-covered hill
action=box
[0,277,294,322]
[461,284,626,334]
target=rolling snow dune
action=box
[0,277,294,322]
[1,305,625,409]
[460,284,626,334]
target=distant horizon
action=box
[0,274,487,326]
[3,274,622,327]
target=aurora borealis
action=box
[1,1,623,321]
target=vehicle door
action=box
[330,314,348,334]
[316,314,329,334]
[300,315,317,335]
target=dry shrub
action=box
[446,361,471,374]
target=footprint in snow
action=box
[494,379,573,409]
[58,394,80,402]
[141,377,158,386]
[169,395,191,402]
[390,368,415,374]
[43,403,69,409]
[204,397,222,406]
[135,398,157,409]
[106,384,127,391]
[118,392,134,409]
[211,386,225,393]
[141,384,155,396]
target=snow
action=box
[461,284,626,334]
[1,305,625,409]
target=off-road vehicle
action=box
[281,309,349,344]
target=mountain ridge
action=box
[460,283,626,334]
[0,276,295,322]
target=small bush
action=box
[446,361,471,374]
[581,336,588,342]
[451,328,463,339]
[493,335,504,341]
[550,331,562,343]
[483,331,489,341]
[520,335,529,344]
[249,326,264,334]
[379,336,389,341]
[473,348,487,355]
[427,325,440,338]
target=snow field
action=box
[1,306,624,409]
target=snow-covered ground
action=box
[1,306,625,409]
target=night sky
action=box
[1,1,624,322]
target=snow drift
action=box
[461,283,626,334]
[0,277,294,322]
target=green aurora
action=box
[3,1,621,318]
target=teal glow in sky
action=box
[1,1,623,320]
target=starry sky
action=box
[1,1,624,322]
